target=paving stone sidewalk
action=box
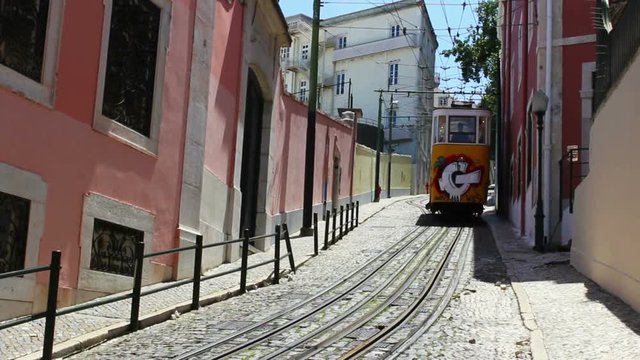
[485,210,640,360]
[0,196,410,360]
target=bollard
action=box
[240,228,250,293]
[274,225,281,284]
[339,205,344,240]
[332,208,337,244]
[324,210,330,250]
[191,235,203,310]
[313,213,319,256]
[356,201,359,227]
[130,241,145,331]
[42,251,61,360]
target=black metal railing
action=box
[319,201,359,250]
[0,251,60,360]
[0,225,294,359]
[594,0,640,111]
[558,147,589,220]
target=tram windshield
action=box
[448,116,476,143]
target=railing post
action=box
[240,228,250,293]
[350,202,355,230]
[130,241,145,332]
[344,203,349,235]
[332,208,337,244]
[356,201,359,227]
[324,210,330,250]
[313,213,319,256]
[569,149,574,213]
[339,205,344,240]
[191,235,203,310]
[283,224,296,273]
[42,250,61,360]
[274,224,281,284]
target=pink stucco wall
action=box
[204,0,244,184]
[0,0,195,288]
[270,77,355,214]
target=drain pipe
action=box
[544,0,553,244]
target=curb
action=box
[484,214,550,360]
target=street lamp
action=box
[532,90,548,252]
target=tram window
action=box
[479,117,488,144]
[437,115,446,143]
[448,116,476,143]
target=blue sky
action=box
[278,0,487,102]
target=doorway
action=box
[239,70,264,237]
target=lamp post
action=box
[532,90,548,252]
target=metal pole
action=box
[355,201,359,227]
[534,112,545,252]
[374,92,383,202]
[332,208,337,244]
[569,149,574,213]
[130,241,144,331]
[42,251,61,360]
[348,78,352,107]
[240,228,250,293]
[324,210,330,250]
[191,235,203,310]
[301,0,322,235]
[387,93,393,199]
[339,205,344,239]
[313,213,319,255]
[274,225,281,284]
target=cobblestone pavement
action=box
[485,210,640,360]
[65,198,534,359]
[0,196,412,360]
[3,196,639,359]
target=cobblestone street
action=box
[64,198,532,359]
[2,196,639,359]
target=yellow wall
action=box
[572,52,640,312]
[353,144,412,196]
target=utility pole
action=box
[301,0,321,235]
[374,92,383,202]
[387,93,394,198]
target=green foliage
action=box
[441,0,499,112]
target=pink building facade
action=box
[498,0,595,246]
[0,0,356,320]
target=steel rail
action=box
[265,227,451,360]
[340,227,465,359]
[176,212,429,360]
[386,227,473,358]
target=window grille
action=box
[0,191,30,274]
[101,0,161,138]
[90,218,143,277]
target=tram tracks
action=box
[176,222,435,360]
[177,198,472,360]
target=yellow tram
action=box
[426,106,491,217]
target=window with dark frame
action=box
[301,44,309,60]
[338,36,347,49]
[90,218,143,277]
[448,116,476,143]
[0,0,50,82]
[388,63,398,85]
[300,80,307,102]
[391,24,401,37]
[101,0,161,138]
[0,191,30,274]
[336,73,345,95]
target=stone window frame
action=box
[92,0,171,155]
[0,0,64,107]
[78,193,154,294]
[0,163,47,303]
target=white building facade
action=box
[281,0,437,193]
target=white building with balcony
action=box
[281,0,437,193]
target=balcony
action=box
[282,57,310,72]
[333,33,418,62]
